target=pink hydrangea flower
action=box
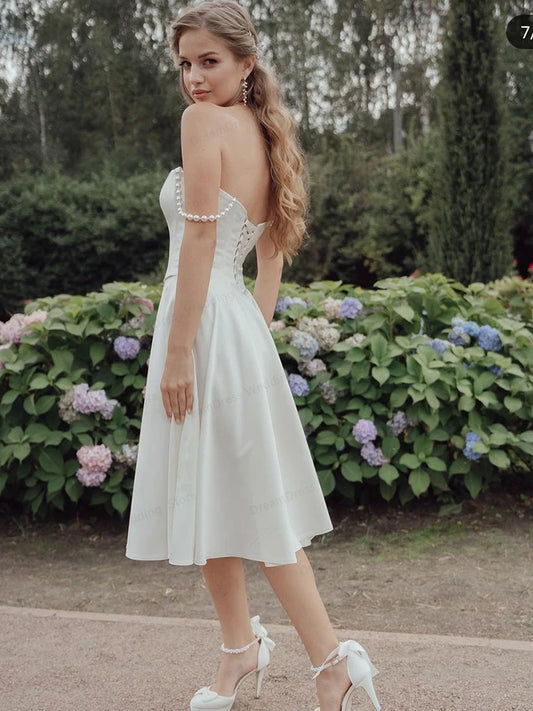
[76,444,113,472]
[76,468,107,487]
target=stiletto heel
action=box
[311,639,381,711]
[189,615,275,711]
[255,665,266,697]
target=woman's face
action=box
[178,28,251,106]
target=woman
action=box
[125,2,380,710]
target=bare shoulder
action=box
[180,102,235,143]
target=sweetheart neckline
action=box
[174,166,268,230]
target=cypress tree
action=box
[427,0,513,283]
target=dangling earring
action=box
[241,76,248,105]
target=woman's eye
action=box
[178,59,216,68]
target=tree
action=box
[427,0,513,283]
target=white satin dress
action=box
[124,167,333,567]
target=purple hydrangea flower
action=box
[352,419,378,444]
[73,383,107,414]
[429,338,449,354]
[448,327,468,346]
[287,373,310,397]
[113,336,141,360]
[360,442,389,467]
[339,297,363,319]
[463,431,482,461]
[387,411,408,436]
[477,325,502,352]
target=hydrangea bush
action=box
[0,282,158,518]
[1,273,532,518]
[272,274,533,508]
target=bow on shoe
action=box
[250,615,276,652]
[337,640,378,678]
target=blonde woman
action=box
[125,2,380,710]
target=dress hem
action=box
[124,525,333,567]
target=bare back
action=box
[213,104,271,227]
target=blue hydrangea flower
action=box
[463,431,482,461]
[488,364,503,376]
[429,338,449,354]
[387,411,408,436]
[448,327,468,346]
[360,442,388,466]
[339,297,363,319]
[287,373,310,397]
[275,296,293,314]
[275,296,307,314]
[477,325,502,352]
[451,318,480,338]
[290,330,319,362]
[113,336,140,360]
[352,419,378,444]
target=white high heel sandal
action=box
[311,640,381,711]
[190,615,276,711]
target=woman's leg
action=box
[259,548,351,711]
[200,556,259,696]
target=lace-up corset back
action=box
[160,167,268,293]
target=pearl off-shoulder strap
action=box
[174,167,237,223]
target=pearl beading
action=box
[174,167,236,222]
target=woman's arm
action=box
[253,225,285,327]
[166,102,222,356]
[160,102,222,424]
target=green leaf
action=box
[51,349,74,374]
[449,457,470,475]
[38,448,65,475]
[29,374,50,390]
[26,422,51,442]
[371,366,390,385]
[408,469,431,497]
[426,456,447,472]
[488,450,511,470]
[35,395,56,414]
[369,334,388,363]
[1,390,19,405]
[378,464,399,485]
[458,395,475,412]
[464,471,483,498]
[13,443,31,461]
[393,303,415,322]
[382,435,400,459]
[390,388,408,408]
[47,477,66,495]
[111,491,130,515]
[316,430,336,445]
[318,469,335,495]
[379,479,397,501]
[504,396,522,413]
[424,387,439,410]
[90,341,107,366]
[429,428,450,441]
[65,477,84,502]
[341,460,363,482]
[399,453,420,469]
[298,408,314,427]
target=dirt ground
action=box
[1,490,532,641]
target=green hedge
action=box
[0,274,531,519]
[0,169,168,320]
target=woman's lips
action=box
[193,90,209,97]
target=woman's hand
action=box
[160,349,194,423]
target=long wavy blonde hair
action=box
[169,0,308,266]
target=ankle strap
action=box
[221,636,259,654]
[310,645,342,679]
